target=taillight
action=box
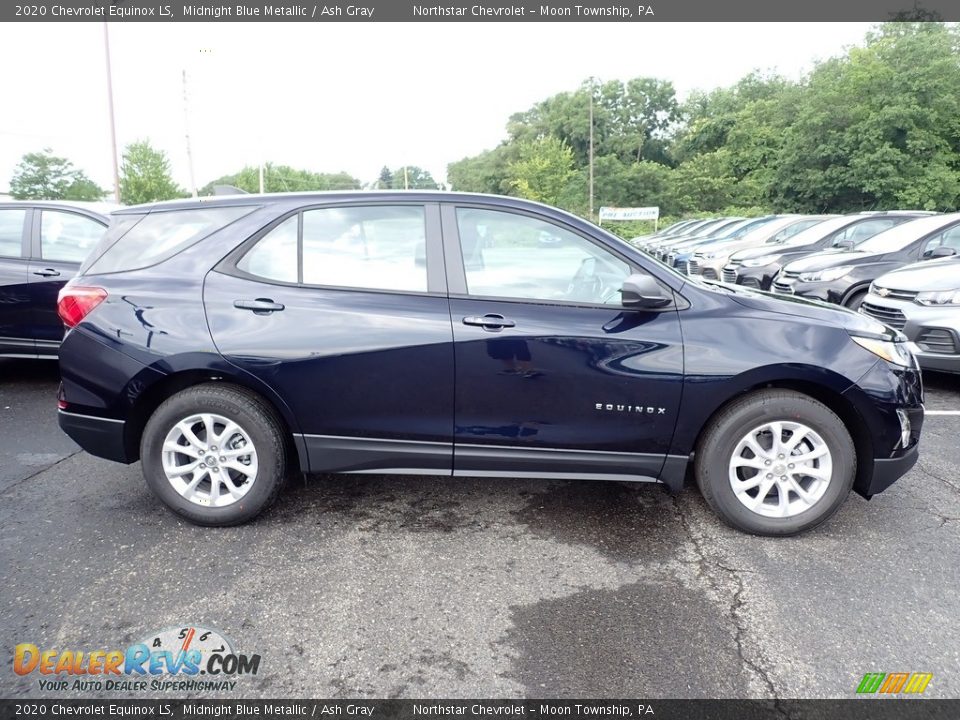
[57,286,107,328]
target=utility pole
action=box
[588,82,594,222]
[259,161,265,194]
[102,23,121,203]
[182,70,198,198]
[403,166,409,190]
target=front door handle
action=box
[234,298,285,314]
[463,314,516,330]
[32,268,60,278]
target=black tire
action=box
[140,383,288,526]
[695,389,856,536]
[844,289,867,310]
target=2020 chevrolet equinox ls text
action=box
[56,193,924,536]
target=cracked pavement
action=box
[1,359,959,699]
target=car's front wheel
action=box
[695,389,856,536]
[141,383,288,526]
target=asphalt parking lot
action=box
[1,358,959,699]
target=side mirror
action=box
[621,274,671,309]
[929,246,956,258]
[834,239,854,250]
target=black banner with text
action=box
[4,0,960,22]
[0,700,957,720]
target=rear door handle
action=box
[32,268,60,278]
[462,314,515,330]
[234,298,285,314]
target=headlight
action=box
[798,265,854,282]
[916,288,960,306]
[741,255,780,268]
[851,336,915,368]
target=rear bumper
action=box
[58,409,132,464]
[861,443,920,498]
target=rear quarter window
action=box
[80,206,254,275]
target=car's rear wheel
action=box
[695,389,856,536]
[141,383,288,526]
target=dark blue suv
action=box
[56,193,924,535]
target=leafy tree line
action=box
[8,150,104,201]
[8,147,435,204]
[448,22,960,222]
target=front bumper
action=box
[860,295,960,374]
[843,358,925,498]
[771,275,850,304]
[692,257,727,280]
[58,409,132,464]
[725,262,782,290]
[865,444,920,497]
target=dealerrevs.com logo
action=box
[14,626,261,693]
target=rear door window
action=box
[0,209,27,258]
[39,210,107,263]
[236,216,298,283]
[236,205,428,293]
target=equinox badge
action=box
[596,403,666,414]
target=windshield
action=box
[701,218,744,237]
[709,217,770,241]
[769,215,856,246]
[764,217,830,244]
[856,216,956,254]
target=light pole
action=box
[588,79,595,222]
[102,22,121,203]
[182,69,198,197]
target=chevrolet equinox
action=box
[56,193,924,535]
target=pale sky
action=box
[0,22,875,193]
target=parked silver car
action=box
[861,257,960,374]
[690,215,831,280]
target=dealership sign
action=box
[598,206,660,221]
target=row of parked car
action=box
[633,212,960,374]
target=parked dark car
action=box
[654,217,746,262]
[725,212,931,291]
[773,213,960,308]
[0,201,111,358]
[641,218,732,255]
[664,216,779,273]
[57,193,923,536]
[630,219,700,246]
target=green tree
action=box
[559,157,675,217]
[447,145,514,194]
[507,137,575,206]
[375,165,440,190]
[199,164,360,195]
[119,141,183,205]
[376,166,394,189]
[507,77,680,168]
[9,149,104,200]
[772,22,960,211]
[669,150,740,214]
